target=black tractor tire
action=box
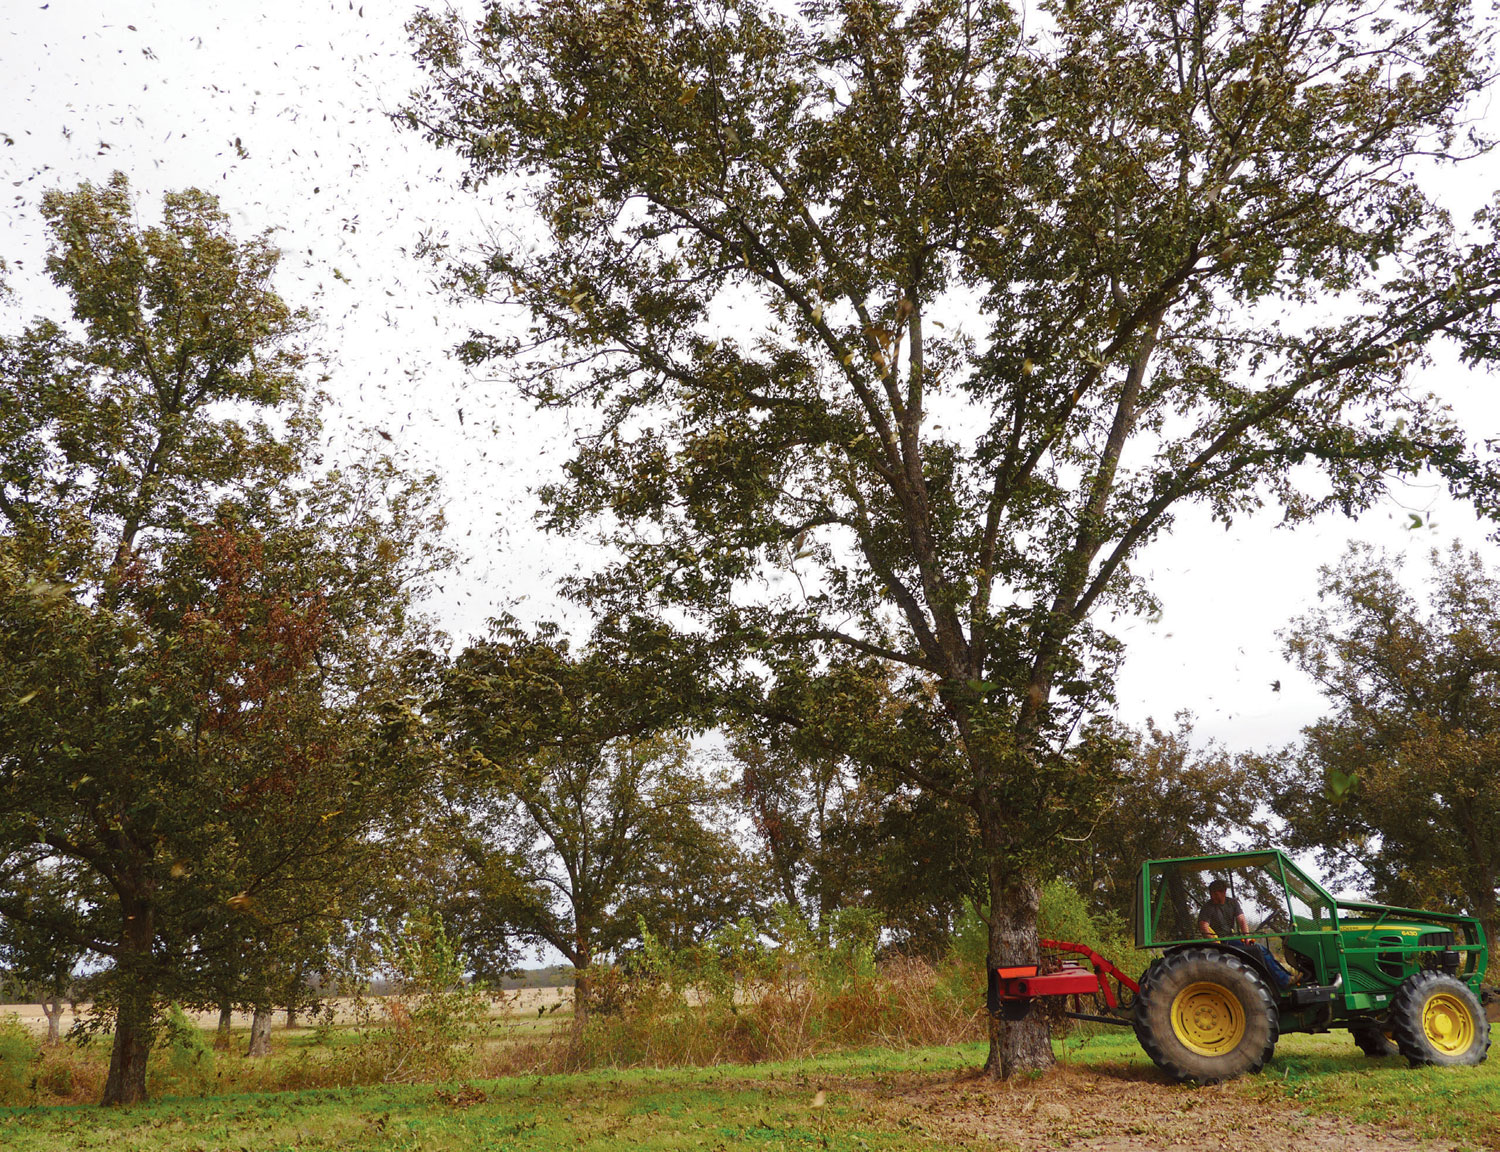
[1133,947,1279,1084]
[1350,1024,1395,1058]
[1389,972,1490,1067]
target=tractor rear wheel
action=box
[1389,972,1490,1067]
[1134,947,1279,1083]
[1350,1024,1395,1057]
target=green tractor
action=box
[1130,850,1491,1082]
[989,849,1492,1084]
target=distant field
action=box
[0,989,574,1036]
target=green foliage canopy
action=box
[730,659,986,953]
[431,628,752,1004]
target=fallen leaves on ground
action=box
[834,1061,1458,1152]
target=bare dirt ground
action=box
[843,1062,1459,1152]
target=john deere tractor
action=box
[989,849,1492,1084]
[1130,850,1491,1082]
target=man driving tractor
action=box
[1198,877,1295,988]
[1197,878,1248,936]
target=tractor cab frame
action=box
[1135,850,1486,1019]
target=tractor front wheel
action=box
[1389,972,1490,1067]
[1134,947,1278,1083]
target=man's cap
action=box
[1208,878,1230,892]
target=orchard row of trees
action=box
[6,0,1500,1106]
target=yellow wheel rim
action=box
[1171,982,1246,1057]
[1422,993,1475,1056]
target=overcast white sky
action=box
[4,0,1499,757]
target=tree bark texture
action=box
[246,1005,273,1057]
[214,1002,233,1050]
[41,997,63,1046]
[983,871,1054,1079]
[570,965,590,1038]
[102,998,153,1105]
[101,903,155,1106]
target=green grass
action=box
[0,1045,982,1152]
[1249,1032,1500,1148]
[1,1029,1496,1151]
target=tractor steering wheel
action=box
[1254,911,1289,933]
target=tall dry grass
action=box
[3,888,1147,1102]
[557,911,985,1070]
[574,955,982,1069]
